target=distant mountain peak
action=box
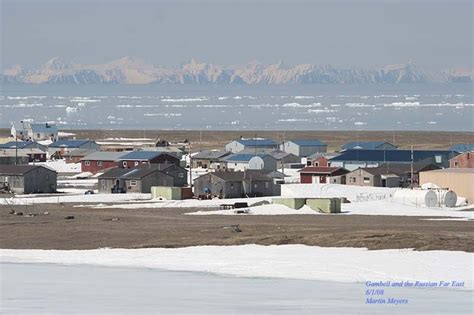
[1,57,471,85]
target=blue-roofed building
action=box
[225,138,278,153]
[223,153,278,171]
[0,141,47,152]
[450,144,474,153]
[329,149,457,171]
[281,139,327,157]
[341,141,397,151]
[48,139,100,155]
[27,123,58,142]
[117,151,180,168]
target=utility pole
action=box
[188,141,192,188]
[410,145,414,188]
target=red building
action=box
[299,166,349,184]
[80,152,128,174]
[450,151,474,168]
[117,151,180,169]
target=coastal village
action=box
[1,121,473,216]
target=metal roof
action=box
[234,139,278,146]
[330,149,455,163]
[118,151,177,161]
[200,170,272,182]
[98,165,171,179]
[0,141,44,150]
[193,150,230,160]
[288,139,327,147]
[342,141,396,150]
[49,139,95,148]
[299,166,347,175]
[0,165,56,175]
[81,151,128,161]
[450,144,474,153]
[29,123,58,133]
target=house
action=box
[63,149,99,164]
[281,140,327,157]
[267,150,301,168]
[346,162,441,187]
[223,153,278,172]
[27,123,58,142]
[117,151,180,168]
[304,152,338,167]
[341,141,397,151]
[299,166,349,184]
[191,150,231,169]
[224,138,278,153]
[80,151,129,174]
[329,149,457,171]
[2,148,47,163]
[420,168,474,205]
[48,140,100,155]
[299,166,350,184]
[0,150,30,165]
[450,144,474,153]
[193,170,279,198]
[98,164,186,193]
[0,165,57,193]
[450,151,473,168]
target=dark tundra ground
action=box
[1,203,473,252]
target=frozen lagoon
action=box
[1,262,473,314]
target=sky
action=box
[1,0,472,70]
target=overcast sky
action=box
[1,0,472,70]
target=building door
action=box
[312,176,320,184]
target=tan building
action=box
[419,168,474,205]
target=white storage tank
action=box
[436,190,457,208]
[392,189,438,207]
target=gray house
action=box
[98,164,187,193]
[0,165,57,193]
[224,138,278,153]
[346,162,441,187]
[193,170,279,198]
[281,140,327,157]
[0,150,30,165]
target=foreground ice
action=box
[2,263,472,314]
[2,245,472,290]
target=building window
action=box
[36,133,40,138]
[350,177,356,183]
[265,182,269,188]
[97,161,102,166]
[363,177,370,183]
[130,180,137,186]
[84,161,91,166]
[134,161,139,166]
[435,155,442,163]
[230,183,234,190]
[122,161,127,167]
[254,183,258,188]
[178,172,184,179]
[454,161,458,167]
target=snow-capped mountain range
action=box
[1,57,472,84]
